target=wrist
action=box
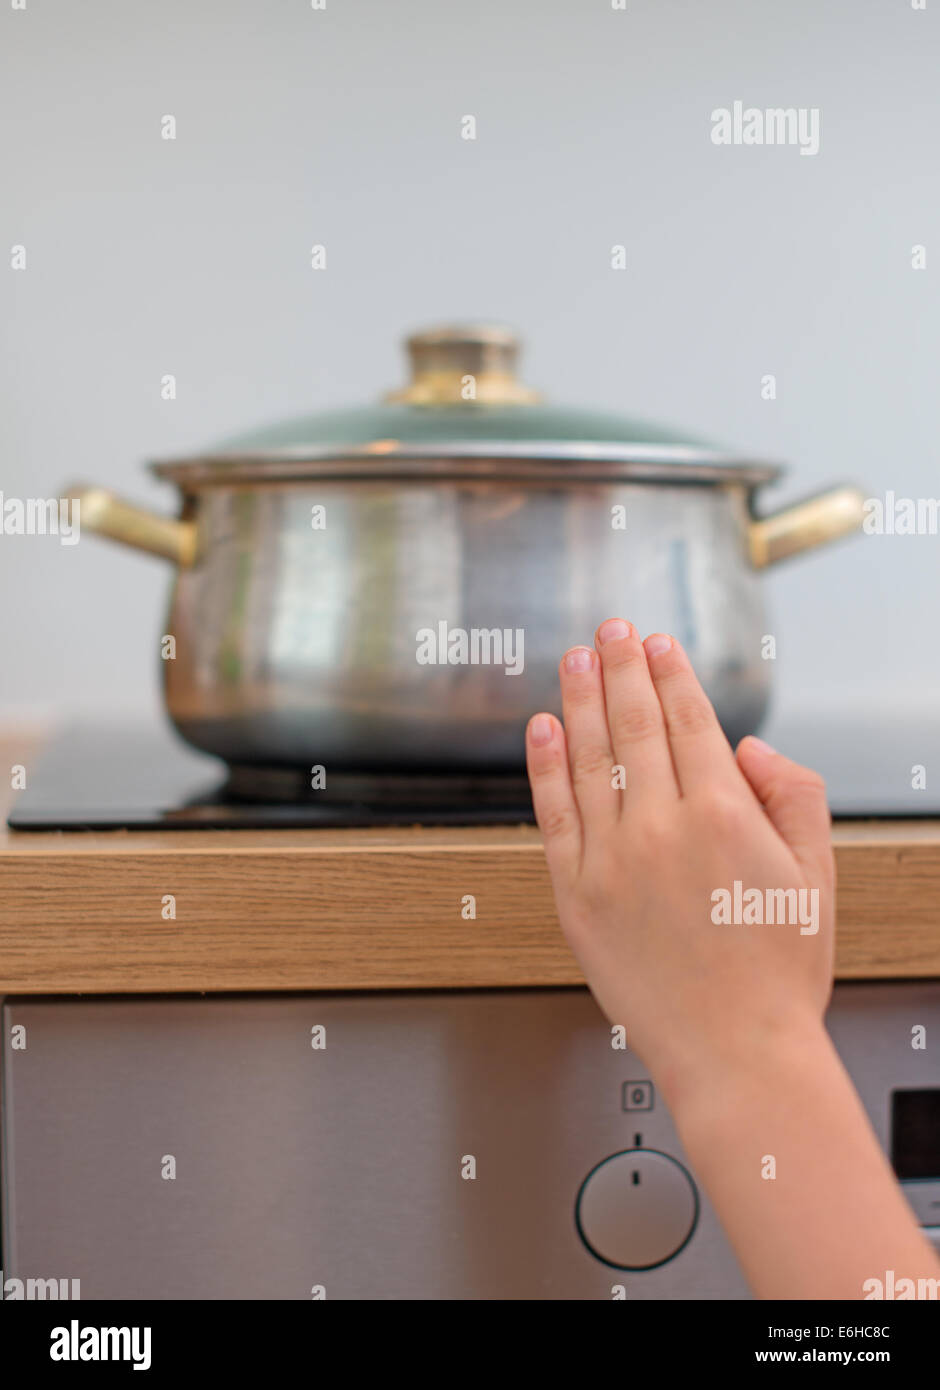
[652,1006,834,1140]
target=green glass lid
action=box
[151,324,781,485]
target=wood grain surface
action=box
[1,731,939,994]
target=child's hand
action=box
[525,619,835,1108]
[526,618,940,1299]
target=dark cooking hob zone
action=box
[9,726,535,830]
[8,714,940,831]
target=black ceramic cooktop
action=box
[7,713,940,831]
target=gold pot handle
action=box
[748,485,867,568]
[66,484,197,567]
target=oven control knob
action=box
[575,1149,699,1270]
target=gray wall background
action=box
[1,0,937,727]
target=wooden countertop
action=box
[1,731,939,994]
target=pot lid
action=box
[150,325,782,485]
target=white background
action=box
[1,0,937,726]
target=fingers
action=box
[535,623,756,839]
[593,619,679,801]
[642,634,742,796]
[558,646,620,825]
[525,712,582,877]
[736,736,833,881]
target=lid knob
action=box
[384,323,541,405]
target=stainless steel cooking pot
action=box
[70,324,865,775]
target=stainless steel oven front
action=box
[2,983,939,1299]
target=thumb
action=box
[736,736,833,881]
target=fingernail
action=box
[643,633,673,656]
[529,714,554,746]
[564,647,594,673]
[746,735,775,755]
[597,618,632,645]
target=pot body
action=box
[162,477,770,772]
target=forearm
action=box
[667,1020,940,1300]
